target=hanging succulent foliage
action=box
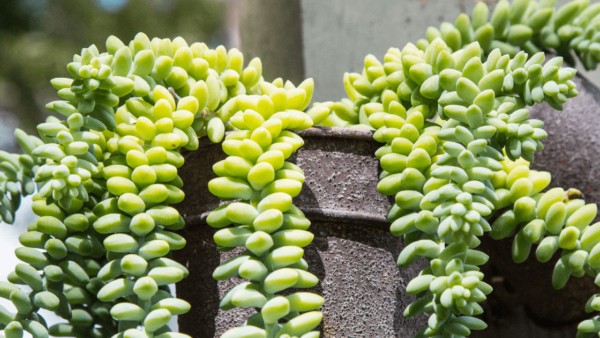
[2,0,600,337]
[309,0,600,336]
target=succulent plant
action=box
[2,0,600,337]
[206,78,322,337]
[311,0,600,336]
[0,28,327,336]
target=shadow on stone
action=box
[173,225,220,337]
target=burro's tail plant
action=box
[206,79,324,338]
[312,0,600,336]
[0,32,321,338]
[2,0,600,337]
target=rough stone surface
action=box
[471,237,586,337]
[176,140,223,224]
[309,222,424,337]
[175,129,427,337]
[293,128,391,223]
[531,74,600,205]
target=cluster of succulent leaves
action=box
[310,0,600,337]
[0,31,325,338]
[206,78,324,338]
[3,0,600,338]
[426,0,600,70]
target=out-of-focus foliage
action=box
[0,0,225,149]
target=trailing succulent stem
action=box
[206,78,323,338]
[0,130,43,224]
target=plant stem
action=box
[266,322,278,338]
